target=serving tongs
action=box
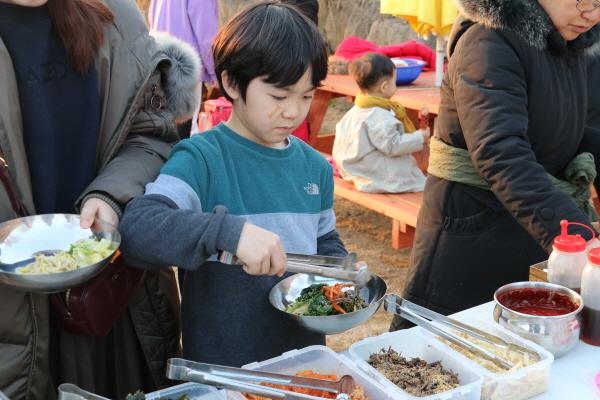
[218,250,371,289]
[286,252,358,270]
[166,358,354,400]
[58,384,110,400]
[384,294,541,370]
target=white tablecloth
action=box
[452,302,600,399]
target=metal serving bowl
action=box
[269,272,388,335]
[493,281,583,359]
[0,214,120,293]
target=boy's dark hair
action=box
[348,53,395,92]
[213,0,328,103]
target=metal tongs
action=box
[286,252,357,269]
[218,251,372,289]
[166,358,354,400]
[384,294,541,370]
[57,384,110,400]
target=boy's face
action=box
[224,69,317,149]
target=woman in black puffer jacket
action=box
[392,0,600,330]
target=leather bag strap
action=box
[0,148,27,217]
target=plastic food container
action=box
[226,345,396,400]
[348,330,483,400]
[419,316,554,400]
[144,382,226,400]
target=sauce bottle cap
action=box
[589,248,600,266]
[554,220,587,252]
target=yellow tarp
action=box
[381,0,458,36]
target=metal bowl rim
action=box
[493,281,583,318]
[270,273,388,318]
[392,58,427,67]
[0,214,120,275]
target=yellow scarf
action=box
[354,93,416,133]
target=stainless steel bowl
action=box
[493,281,583,359]
[0,214,120,293]
[269,272,388,335]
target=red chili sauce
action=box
[498,288,578,316]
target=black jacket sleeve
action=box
[316,229,347,258]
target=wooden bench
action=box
[321,151,423,249]
[310,73,600,249]
[323,148,600,250]
[333,172,422,249]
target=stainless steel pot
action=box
[493,281,583,359]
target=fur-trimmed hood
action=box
[453,0,600,54]
[152,32,202,122]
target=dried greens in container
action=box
[367,347,461,397]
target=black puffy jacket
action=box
[395,0,600,321]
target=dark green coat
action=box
[0,0,199,398]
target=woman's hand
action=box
[354,261,367,271]
[80,198,119,229]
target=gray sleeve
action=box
[119,193,246,270]
[145,174,202,211]
[318,208,337,237]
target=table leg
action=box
[392,220,416,249]
[307,89,333,147]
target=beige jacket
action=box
[333,105,426,193]
[0,0,200,398]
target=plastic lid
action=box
[589,248,600,266]
[554,220,587,252]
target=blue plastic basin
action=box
[394,58,426,86]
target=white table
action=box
[452,302,600,399]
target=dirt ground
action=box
[319,99,413,352]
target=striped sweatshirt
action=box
[119,122,347,367]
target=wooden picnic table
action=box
[308,71,440,249]
[308,71,600,249]
[307,70,441,159]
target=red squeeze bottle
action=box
[547,220,593,294]
[581,248,600,346]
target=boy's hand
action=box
[420,127,430,144]
[236,223,287,277]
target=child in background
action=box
[119,1,348,367]
[333,53,429,193]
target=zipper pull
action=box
[151,84,163,110]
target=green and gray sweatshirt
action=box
[119,123,347,367]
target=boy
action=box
[119,1,347,367]
[332,52,429,193]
